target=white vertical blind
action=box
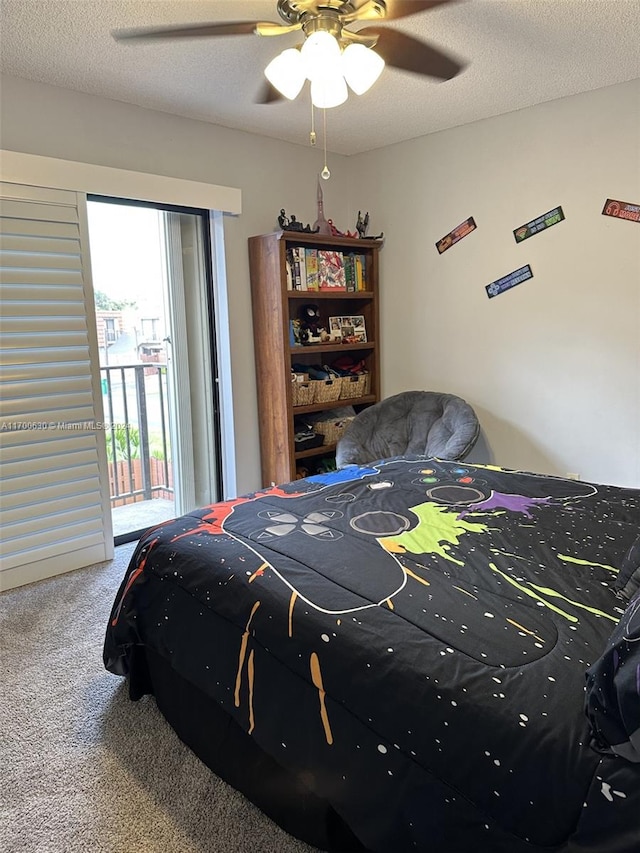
[0,182,113,590]
[162,212,195,517]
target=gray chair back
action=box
[336,391,479,468]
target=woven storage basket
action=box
[312,378,343,403]
[291,380,315,407]
[339,373,368,400]
[315,415,355,446]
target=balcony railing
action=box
[100,363,173,507]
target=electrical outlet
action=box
[566,472,581,480]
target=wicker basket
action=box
[315,415,355,446]
[291,380,315,407]
[339,373,369,400]
[312,378,343,403]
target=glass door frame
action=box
[88,194,224,545]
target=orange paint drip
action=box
[247,649,256,734]
[380,539,406,554]
[248,562,268,583]
[404,567,431,587]
[310,652,333,745]
[506,618,545,644]
[288,591,297,638]
[234,601,261,708]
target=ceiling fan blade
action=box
[112,21,289,42]
[384,0,457,19]
[359,27,464,80]
[255,81,286,105]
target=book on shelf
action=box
[286,247,302,290]
[285,249,294,290]
[344,253,356,292]
[354,254,366,291]
[305,247,319,291]
[294,246,307,290]
[318,249,346,291]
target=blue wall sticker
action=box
[486,265,533,299]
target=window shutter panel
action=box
[0,182,113,590]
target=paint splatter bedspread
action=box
[104,457,640,852]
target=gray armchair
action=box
[335,391,480,468]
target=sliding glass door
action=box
[86,198,221,544]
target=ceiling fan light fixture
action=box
[341,43,385,96]
[301,30,342,81]
[310,73,348,109]
[264,48,305,100]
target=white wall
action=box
[0,75,352,495]
[346,80,640,487]
[2,75,639,491]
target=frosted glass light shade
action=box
[342,43,385,95]
[310,73,348,109]
[264,48,306,100]
[301,30,342,81]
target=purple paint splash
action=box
[459,491,553,519]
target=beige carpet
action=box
[0,545,319,853]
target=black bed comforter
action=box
[104,458,640,852]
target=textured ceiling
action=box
[1,0,639,156]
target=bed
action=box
[104,457,640,852]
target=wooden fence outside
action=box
[109,458,174,507]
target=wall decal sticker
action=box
[602,199,640,223]
[514,206,565,242]
[486,265,533,299]
[436,217,477,254]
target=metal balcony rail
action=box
[100,363,173,506]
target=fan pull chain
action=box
[321,108,330,180]
[309,99,316,146]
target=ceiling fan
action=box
[113,0,465,109]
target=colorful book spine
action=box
[354,254,364,291]
[318,250,346,291]
[294,246,307,290]
[305,248,319,291]
[344,253,356,292]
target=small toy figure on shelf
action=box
[299,303,321,337]
[278,209,319,233]
[356,210,384,240]
[278,209,289,229]
[290,318,304,346]
[328,219,358,238]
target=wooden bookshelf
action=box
[249,230,382,487]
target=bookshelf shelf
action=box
[290,342,375,356]
[295,442,337,461]
[292,394,377,417]
[249,230,382,486]
[288,291,375,300]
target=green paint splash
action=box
[380,502,491,566]
[488,563,579,622]
[558,553,619,575]
[527,583,618,622]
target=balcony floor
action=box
[111,498,176,538]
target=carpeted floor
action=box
[0,545,319,853]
